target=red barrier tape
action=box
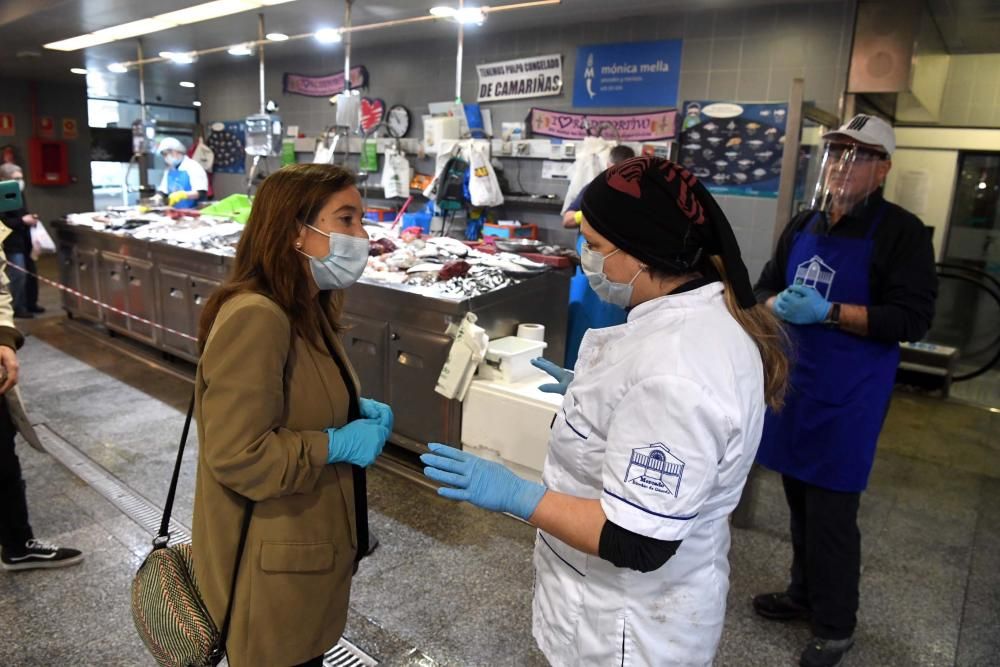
[3,260,199,343]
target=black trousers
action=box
[0,398,34,552]
[783,474,861,640]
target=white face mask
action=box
[580,243,643,308]
[299,224,369,290]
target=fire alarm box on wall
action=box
[28,138,69,186]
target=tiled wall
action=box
[0,78,94,225]
[198,1,855,278]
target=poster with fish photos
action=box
[678,101,788,198]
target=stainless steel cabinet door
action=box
[340,314,389,403]
[125,257,157,344]
[76,247,101,320]
[190,275,221,350]
[98,251,128,332]
[57,244,79,313]
[157,266,194,357]
[388,324,458,446]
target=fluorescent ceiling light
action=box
[455,7,486,24]
[70,67,89,75]
[228,43,254,56]
[108,63,128,73]
[430,6,457,17]
[159,51,175,58]
[193,101,203,107]
[179,81,196,88]
[169,53,196,64]
[266,32,289,41]
[314,28,342,44]
[44,0,300,51]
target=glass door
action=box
[933,152,1000,407]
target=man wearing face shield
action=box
[156,137,208,209]
[751,115,937,667]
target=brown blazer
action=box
[192,292,359,667]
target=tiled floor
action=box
[1,308,998,665]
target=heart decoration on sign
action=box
[360,98,386,133]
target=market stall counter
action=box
[51,211,569,452]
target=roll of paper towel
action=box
[517,323,545,342]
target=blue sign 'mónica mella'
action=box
[573,39,683,108]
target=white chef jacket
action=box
[157,155,209,194]
[532,282,765,667]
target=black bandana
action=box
[581,156,757,309]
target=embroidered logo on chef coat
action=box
[793,255,836,299]
[625,443,685,497]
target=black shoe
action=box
[752,591,811,621]
[28,305,45,314]
[13,311,33,319]
[1,539,84,571]
[800,636,854,667]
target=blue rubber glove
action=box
[420,443,547,520]
[531,357,574,395]
[773,284,832,325]
[359,397,394,434]
[326,419,388,467]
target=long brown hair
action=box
[198,163,357,351]
[709,255,790,411]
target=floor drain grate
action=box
[35,424,378,666]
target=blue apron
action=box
[166,167,195,209]
[756,206,899,492]
[565,232,627,368]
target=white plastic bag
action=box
[436,313,489,401]
[191,138,215,172]
[312,137,332,164]
[381,147,412,199]
[334,92,361,130]
[468,143,504,208]
[562,137,615,214]
[30,222,56,259]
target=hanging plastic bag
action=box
[468,143,504,208]
[334,92,361,130]
[562,136,615,214]
[423,141,459,200]
[191,138,215,172]
[313,135,332,164]
[30,222,56,260]
[359,138,379,173]
[381,147,412,199]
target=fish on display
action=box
[712,173,729,183]
[702,149,715,160]
[725,150,739,160]
[714,160,729,169]
[683,144,701,152]
[753,168,767,178]
[774,108,786,118]
[765,127,779,139]
[687,131,701,140]
[703,122,719,131]
[755,150,774,160]
[726,121,737,131]
[693,167,711,178]
[733,172,749,183]
[747,139,764,150]
[745,122,761,135]
[738,159,753,169]
[707,136,724,146]
[726,136,742,147]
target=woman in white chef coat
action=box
[422,157,789,666]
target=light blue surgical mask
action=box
[580,243,643,308]
[164,154,182,168]
[299,224,369,290]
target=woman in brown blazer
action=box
[192,164,393,667]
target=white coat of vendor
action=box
[157,137,208,209]
[422,157,790,666]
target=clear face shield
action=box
[808,141,889,218]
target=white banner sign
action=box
[477,54,563,103]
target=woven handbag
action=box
[131,396,253,667]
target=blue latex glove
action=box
[773,284,832,325]
[531,357,574,395]
[420,443,546,520]
[326,419,388,467]
[359,397,394,434]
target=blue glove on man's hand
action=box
[531,357,574,395]
[326,419,388,467]
[420,443,547,520]
[360,397,394,434]
[773,284,832,325]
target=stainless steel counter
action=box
[52,220,569,452]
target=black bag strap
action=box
[320,332,369,566]
[156,393,253,662]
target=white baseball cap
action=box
[822,114,895,156]
[157,137,186,154]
